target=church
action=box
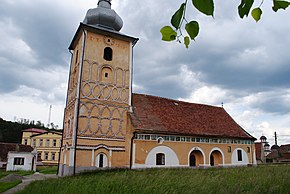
[58,0,257,176]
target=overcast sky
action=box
[0,0,290,145]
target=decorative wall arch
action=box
[231,148,249,165]
[209,147,224,166]
[188,147,206,166]
[145,146,179,167]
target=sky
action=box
[0,0,290,145]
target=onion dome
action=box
[260,135,267,141]
[83,0,123,31]
[271,144,280,150]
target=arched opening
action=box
[189,150,204,167]
[156,153,165,165]
[96,153,108,168]
[103,47,113,61]
[210,150,223,166]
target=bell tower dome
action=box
[83,0,123,31]
[58,0,138,176]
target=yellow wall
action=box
[22,131,62,165]
[133,139,255,166]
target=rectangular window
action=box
[44,152,49,160]
[37,152,42,160]
[228,146,232,153]
[53,139,57,147]
[14,157,25,165]
[23,139,28,145]
[32,139,36,147]
[145,135,150,140]
[247,147,250,153]
[156,153,165,165]
[237,150,242,161]
[39,139,43,147]
[46,139,50,147]
[51,152,55,161]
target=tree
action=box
[160,0,290,48]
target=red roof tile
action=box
[0,143,33,162]
[22,128,47,133]
[130,93,255,140]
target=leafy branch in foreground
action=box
[160,0,290,48]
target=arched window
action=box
[96,153,108,168]
[103,47,113,61]
[156,153,165,165]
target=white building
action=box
[6,148,37,171]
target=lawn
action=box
[0,169,33,193]
[18,164,290,194]
[0,165,57,193]
[37,166,58,174]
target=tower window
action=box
[105,72,109,78]
[103,47,113,61]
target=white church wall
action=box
[231,148,249,165]
[144,146,179,167]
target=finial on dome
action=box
[83,0,123,31]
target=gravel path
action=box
[2,172,58,194]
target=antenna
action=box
[48,105,52,127]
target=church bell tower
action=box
[58,0,138,176]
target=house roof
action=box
[0,143,33,162]
[22,128,47,133]
[129,93,255,140]
[267,144,290,161]
[30,131,62,138]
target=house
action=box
[22,128,62,165]
[6,149,37,171]
[267,144,290,163]
[0,142,36,171]
[58,0,257,176]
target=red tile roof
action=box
[0,143,33,162]
[22,128,47,133]
[130,93,255,140]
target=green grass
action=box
[0,169,33,179]
[18,165,290,194]
[0,180,22,193]
[37,166,58,174]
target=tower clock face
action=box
[103,36,115,46]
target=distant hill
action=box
[0,118,62,144]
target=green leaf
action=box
[171,3,186,29]
[185,21,199,40]
[184,36,190,48]
[251,7,262,22]
[238,0,254,18]
[160,26,177,41]
[272,0,290,12]
[192,0,214,16]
